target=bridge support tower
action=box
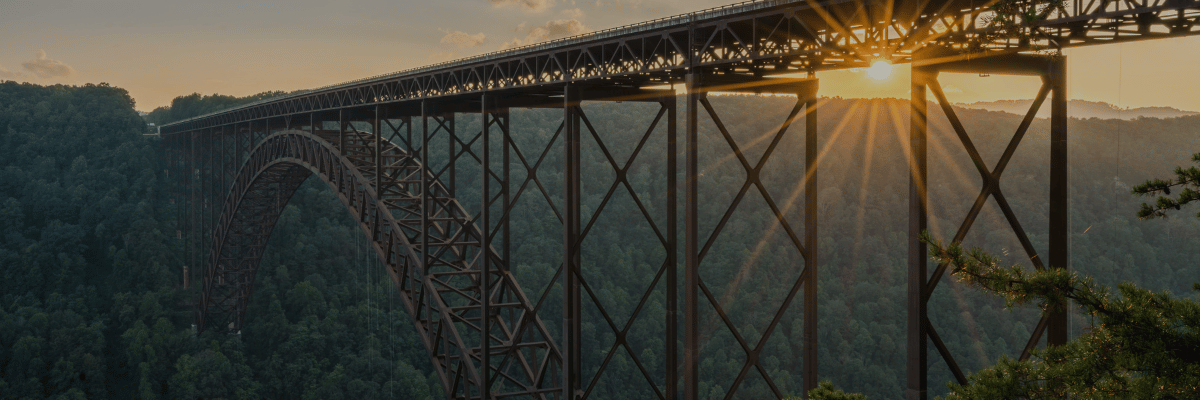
[907,50,1068,400]
[683,74,820,399]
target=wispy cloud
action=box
[594,0,641,8]
[0,64,35,82]
[502,19,589,49]
[0,50,78,82]
[440,30,487,48]
[22,50,78,80]
[561,8,583,18]
[491,0,551,12]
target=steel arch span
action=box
[201,128,561,399]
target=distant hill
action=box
[956,99,1198,120]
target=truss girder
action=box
[199,129,561,399]
[160,0,1199,135]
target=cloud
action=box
[502,19,589,49]
[595,0,641,7]
[491,0,550,11]
[440,30,487,48]
[20,50,78,80]
[561,8,583,18]
[0,64,35,82]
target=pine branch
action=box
[923,232,1200,399]
[1133,153,1200,219]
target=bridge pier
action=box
[907,50,1068,400]
[563,85,583,400]
[683,73,820,400]
[551,86,680,400]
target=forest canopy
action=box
[142,91,299,127]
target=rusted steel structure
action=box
[159,0,1200,398]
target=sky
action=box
[1,0,1198,112]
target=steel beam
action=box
[683,74,700,400]
[1047,57,1068,347]
[685,73,820,399]
[907,66,930,400]
[803,94,818,398]
[908,51,1070,399]
[480,94,493,400]
[563,84,583,400]
[665,94,678,400]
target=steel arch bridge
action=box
[158,0,1200,399]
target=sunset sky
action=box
[2,0,1197,112]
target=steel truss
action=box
[157,1,1200,399]
[684,75,820,399]
[408,88,683,400]
[159,0,1200,135]
[556,88,680,400]
[199,117,563,398]
[906,50,1067,400]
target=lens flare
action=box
[867,60,893,81]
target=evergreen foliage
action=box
[1133,152,1200,219]
[928,234,1200,399]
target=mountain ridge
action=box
[956,98,1198,120]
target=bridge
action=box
[157,0,1200,398]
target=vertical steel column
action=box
[907,68,931,400]
[190,131,197,322]
[339,110,346,153]
[405,116,413,155]
[665,94,679,400]
[499,104,512,400]
[1047,57,1068,347]
[375,106,383,242]
[480,94,493,400]
[501,110,511,306]
[218,127,224,201]
[563,84,582,400]
[683,73,700,400]
[420,101,431,342]
[206,128,214,279]
[241,121,248,164]
[803,96,819,397]
[448,111,457,197]
[221,126,228,202]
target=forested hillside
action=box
[142,91,296,127]
[2,81,1197,399]
[0,82,440,399]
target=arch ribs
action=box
[200,127,561,399]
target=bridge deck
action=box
[160,0,1200,135]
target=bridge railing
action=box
[162,0,799,128]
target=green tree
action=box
[920,152,1200,399]
[1133,152,1200,219]
[926,234,1200,399]
[784,380,867,400]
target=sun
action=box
[866,60,893,81]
